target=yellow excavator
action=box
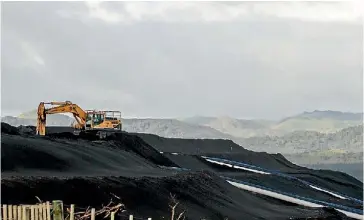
[36,101,122,138]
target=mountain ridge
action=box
[2,109,362,139]
[2,110,362,171]
[181,110,363,138]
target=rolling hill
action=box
[2,110,362,172]
[181,115,276,138]
[1,110,233,140]
[181,110,363,138]
[2,110,362,140]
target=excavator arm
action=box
[36,101,87,135]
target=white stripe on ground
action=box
[205,159,233,167]
[309,185,347,200]
[227,180,363,220]
[205,159,270,174]
[204,158,350,200]
[233,165,270,175]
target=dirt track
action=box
[1,123,362,220]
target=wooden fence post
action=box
[34,205,38,220]
[31,206,35,220]
[110,212,115,220]
[69,205,74,220]
[129,215,133,220]
[3,205,7,220]
[26,206,32,220]
[45,202,50,220]
[42,204,46,220]
[22,206,27,220]
[38,205,42,220]
[147,218,152,220]
[8,205,12,220]
[52,201,64,220]
[91,209,95,220]
[17,206,22,220]
[13,205,17,220]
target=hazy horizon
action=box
[1,108,363,121]
[2,2,363,119]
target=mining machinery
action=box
[36,101,122,138]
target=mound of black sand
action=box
[1,122,20,135]
[137,134,363,200]
[1,123,362,220]
[2,172,353,220]
[1,133,177,176]
[161,154,362,209]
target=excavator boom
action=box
[36,101,87,135]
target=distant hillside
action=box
[17,109,38,119]
[2,110,362,139]
[2,109,75,127]
[238,125,363,155]
[181,116,217,125]
[122,118,233,139]
[1,115,74,127]
[181,111,363,138]
[272,110,363,134]
[284,110,363,121]
[181,116,276,138]
[2,110,362,166]
[1,114,232,140]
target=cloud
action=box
[72,1,364,24]
[84,1,122,23]
[21,41,46,67]
[1,1,363,119]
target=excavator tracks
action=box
[77,129,121,140]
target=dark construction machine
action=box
[36,101,122,138]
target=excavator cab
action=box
[85,113,103,127]
[84,110,122,131]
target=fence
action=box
[0,201,153,220]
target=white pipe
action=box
[233,165,270,175]
[205,159,233,167]
[309,184,347,200]
[226,180,363,220]
[205,158,351,200]
[205,159,270,174]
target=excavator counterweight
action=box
[36,101,122,138]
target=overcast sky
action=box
[1,1,363,119]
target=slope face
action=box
[4,173,353,220]
[2,113,362,175]
[1,123,363,220]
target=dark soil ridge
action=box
[1,123,362,220]
[1,172,354,220]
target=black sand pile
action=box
[1,123,362,220]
